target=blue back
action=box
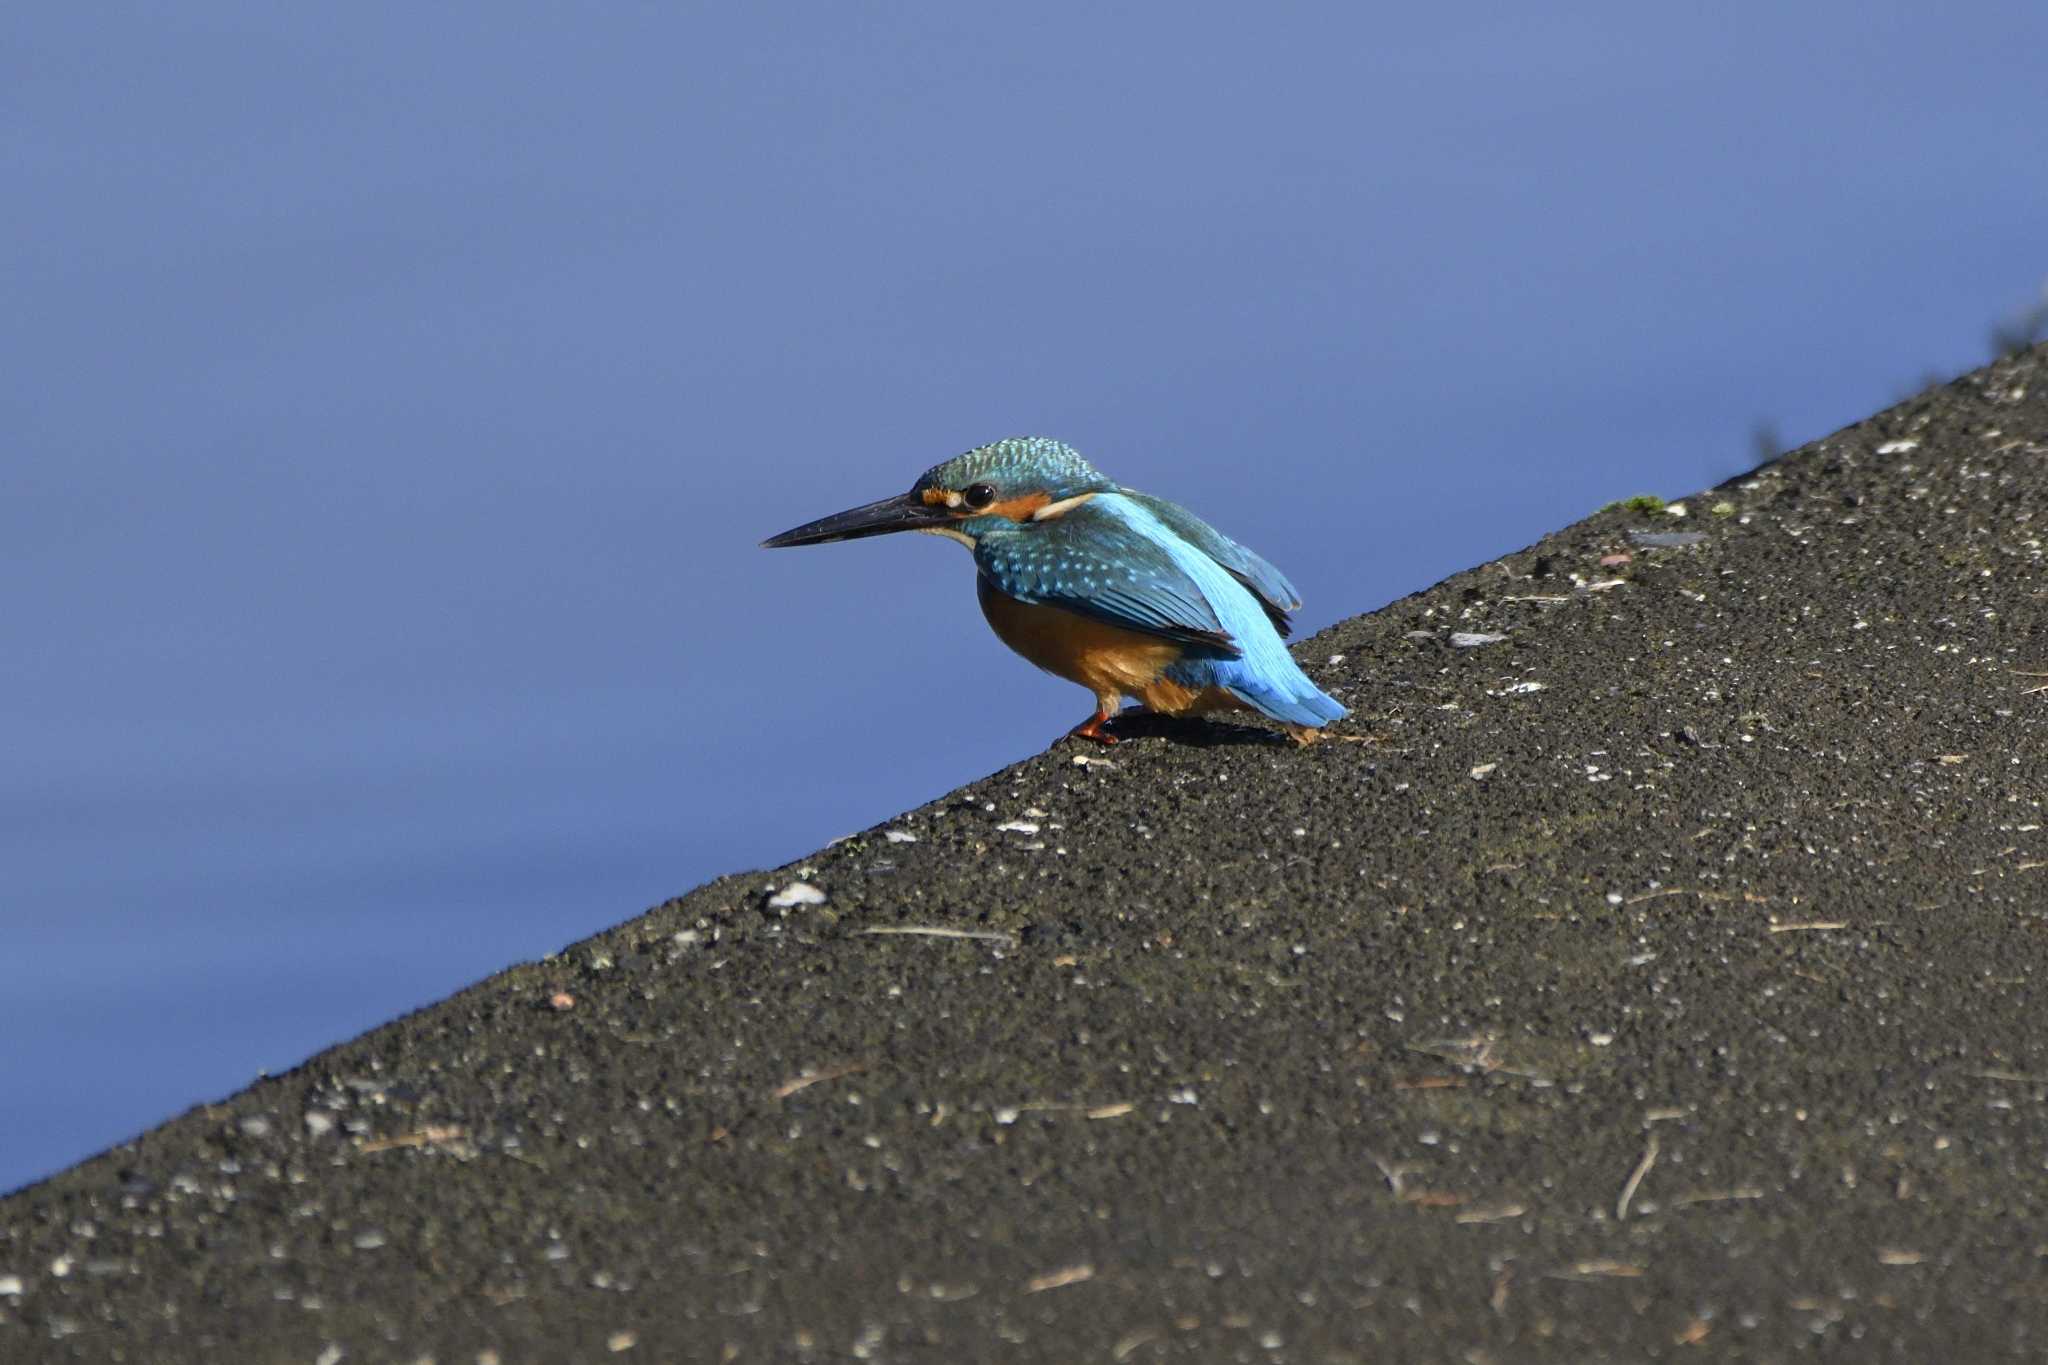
[974,492,1345,729]
[1115,490,1302,630]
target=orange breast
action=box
[977,576,1183,698]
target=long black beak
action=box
[760,490,953,547]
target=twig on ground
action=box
[860,926,1016,943]
[356,1125,466,1154]
[1617,1132,1661,1220]
[1023,1264,1095,1293]
[1672,1186,1764,1206]
[773,1061,867,1099]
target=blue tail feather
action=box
[1223,675,1347,729]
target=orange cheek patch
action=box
[985,491,1052,521]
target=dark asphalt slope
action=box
[6,348,2047,1363]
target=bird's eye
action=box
[963,483,997,510]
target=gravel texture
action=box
[4,346,2046,1362]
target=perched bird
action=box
[762,438,1347,745]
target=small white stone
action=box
[303,1111,335,1138]
[1877,438,1920,454]
[1664,501,1689,517]
[1470,763,1498,780]
[995,821,1040,835]
[0,1274,23,1296]
[1449,631,1507,647]
[883,830,918,843]
[767,882,827,909]
[1502,681,1546,694]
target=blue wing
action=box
[1115,490,1301,636]
[974,501,1241,655]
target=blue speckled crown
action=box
[916,438,1113,498]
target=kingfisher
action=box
[762,438,1347,745]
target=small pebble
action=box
[996,821,1041,835]
[548,992,576,1011]
[0,1274,22,1296]
[1449,632,1506,647]
[304,1111,336,1138]
[238,1116,272,1139]
[883,830,918,843]
[767,882,827,909]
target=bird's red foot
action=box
[1067,711,1119,745]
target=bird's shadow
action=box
[1094,709,1289,749]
